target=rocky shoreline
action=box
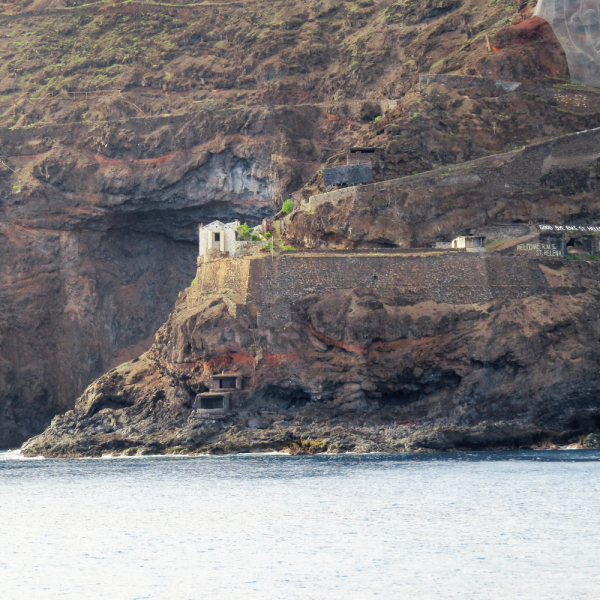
[19,426,600,459]
[20,254,600,458]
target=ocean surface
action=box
[1,450,599,600]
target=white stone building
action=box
[198,220,262,262]
[451,235,486,252]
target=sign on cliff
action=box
[516,241,564,257]
[538,225,600,232]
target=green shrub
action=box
[264,231,272,238]
[589,255,598,260]
[374,115,382,122]
[191,278,196,286]
[282,199,294,214]
[237,222,257,241]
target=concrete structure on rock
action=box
[193,373,243,414]
[452,236,486,251]
[198,220,262,263]
[210,372,243,391]
[323,163,373,187]
[194,392,231,413]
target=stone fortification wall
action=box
[248,253,550,309]
[196,253,600,327]
[196,257,251,303]
[476,224,532,241]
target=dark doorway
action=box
[200,396,224,409]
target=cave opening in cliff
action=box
[255,385,312,410]
[377,368,462,406]
[286,389,312,409]
[566,411,600,432]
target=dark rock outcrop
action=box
[287,127,600,250]
[0,105,345,446]
[21,255,600,457]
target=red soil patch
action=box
[491,17,555,50]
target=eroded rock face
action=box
[1,0,595,449]
[287,128,600,250]
[21,259,600,457]
[0,226,197,447]
[0,105,342,447]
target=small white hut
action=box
[199,220,240,258]
[451,235,486,252]
[198,220,263,262]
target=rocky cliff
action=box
[4,0,600,449]
[0,104,342,446]
[21,251,600,457]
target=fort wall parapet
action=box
[195,252,570,328]
[249,253,550,308]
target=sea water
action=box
[1,450,599,600]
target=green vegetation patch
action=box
[237,222,261,241]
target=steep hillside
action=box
[0,0,586,447]
[21,131,600,457]
[0,0,566,128]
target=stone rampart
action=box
[196,257,251,303]
[196,251,600,326]
[249,253,550,309]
